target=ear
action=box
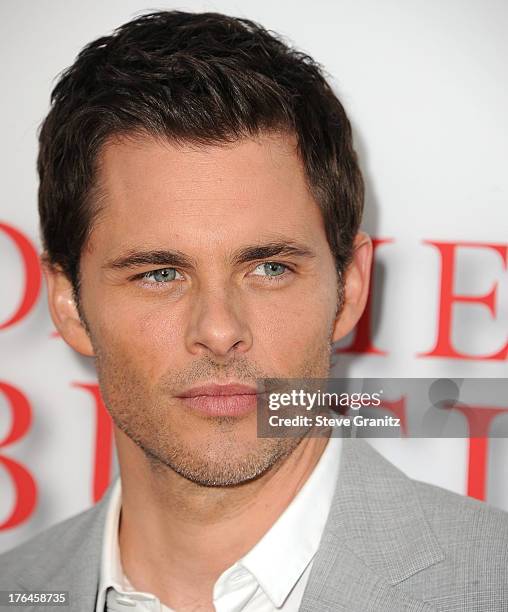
[332,231,373,342]
[41,257,95,357]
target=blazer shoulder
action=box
[0,496,109,587]
[412,477,508,557]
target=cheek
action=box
[90,312,176,422]
[252,288,336,353]
[91,296,185,378]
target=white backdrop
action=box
[1,0,507,553]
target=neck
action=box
[115,428,329,610]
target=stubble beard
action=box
[91,336,335,488]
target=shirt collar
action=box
[96,434,342,611]
[239,435,342,607]
[96,478,156,612]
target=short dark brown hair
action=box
[38,10,364,296]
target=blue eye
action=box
[252,262,288,277]
[143,268,181,283]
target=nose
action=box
[185,284,253,359]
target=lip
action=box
[177,383,259,418]
[178,383,258,398]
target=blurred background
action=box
[1,0,507,553]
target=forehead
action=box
[88,132,328,257]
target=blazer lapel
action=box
[300,438,445,611]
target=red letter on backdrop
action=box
[336,238,392,356]
[73,383,113,503]
[448,403,508,501]
[0,223,41,330]
[0,382,37,530]
[420,241,508,360]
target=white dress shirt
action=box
[96,435,342,612]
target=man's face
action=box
[77,131,343,486]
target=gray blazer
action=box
[1,439,507,611]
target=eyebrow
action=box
[103,241,316,271]
[104,249,194,270]
[230,242,316,266]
